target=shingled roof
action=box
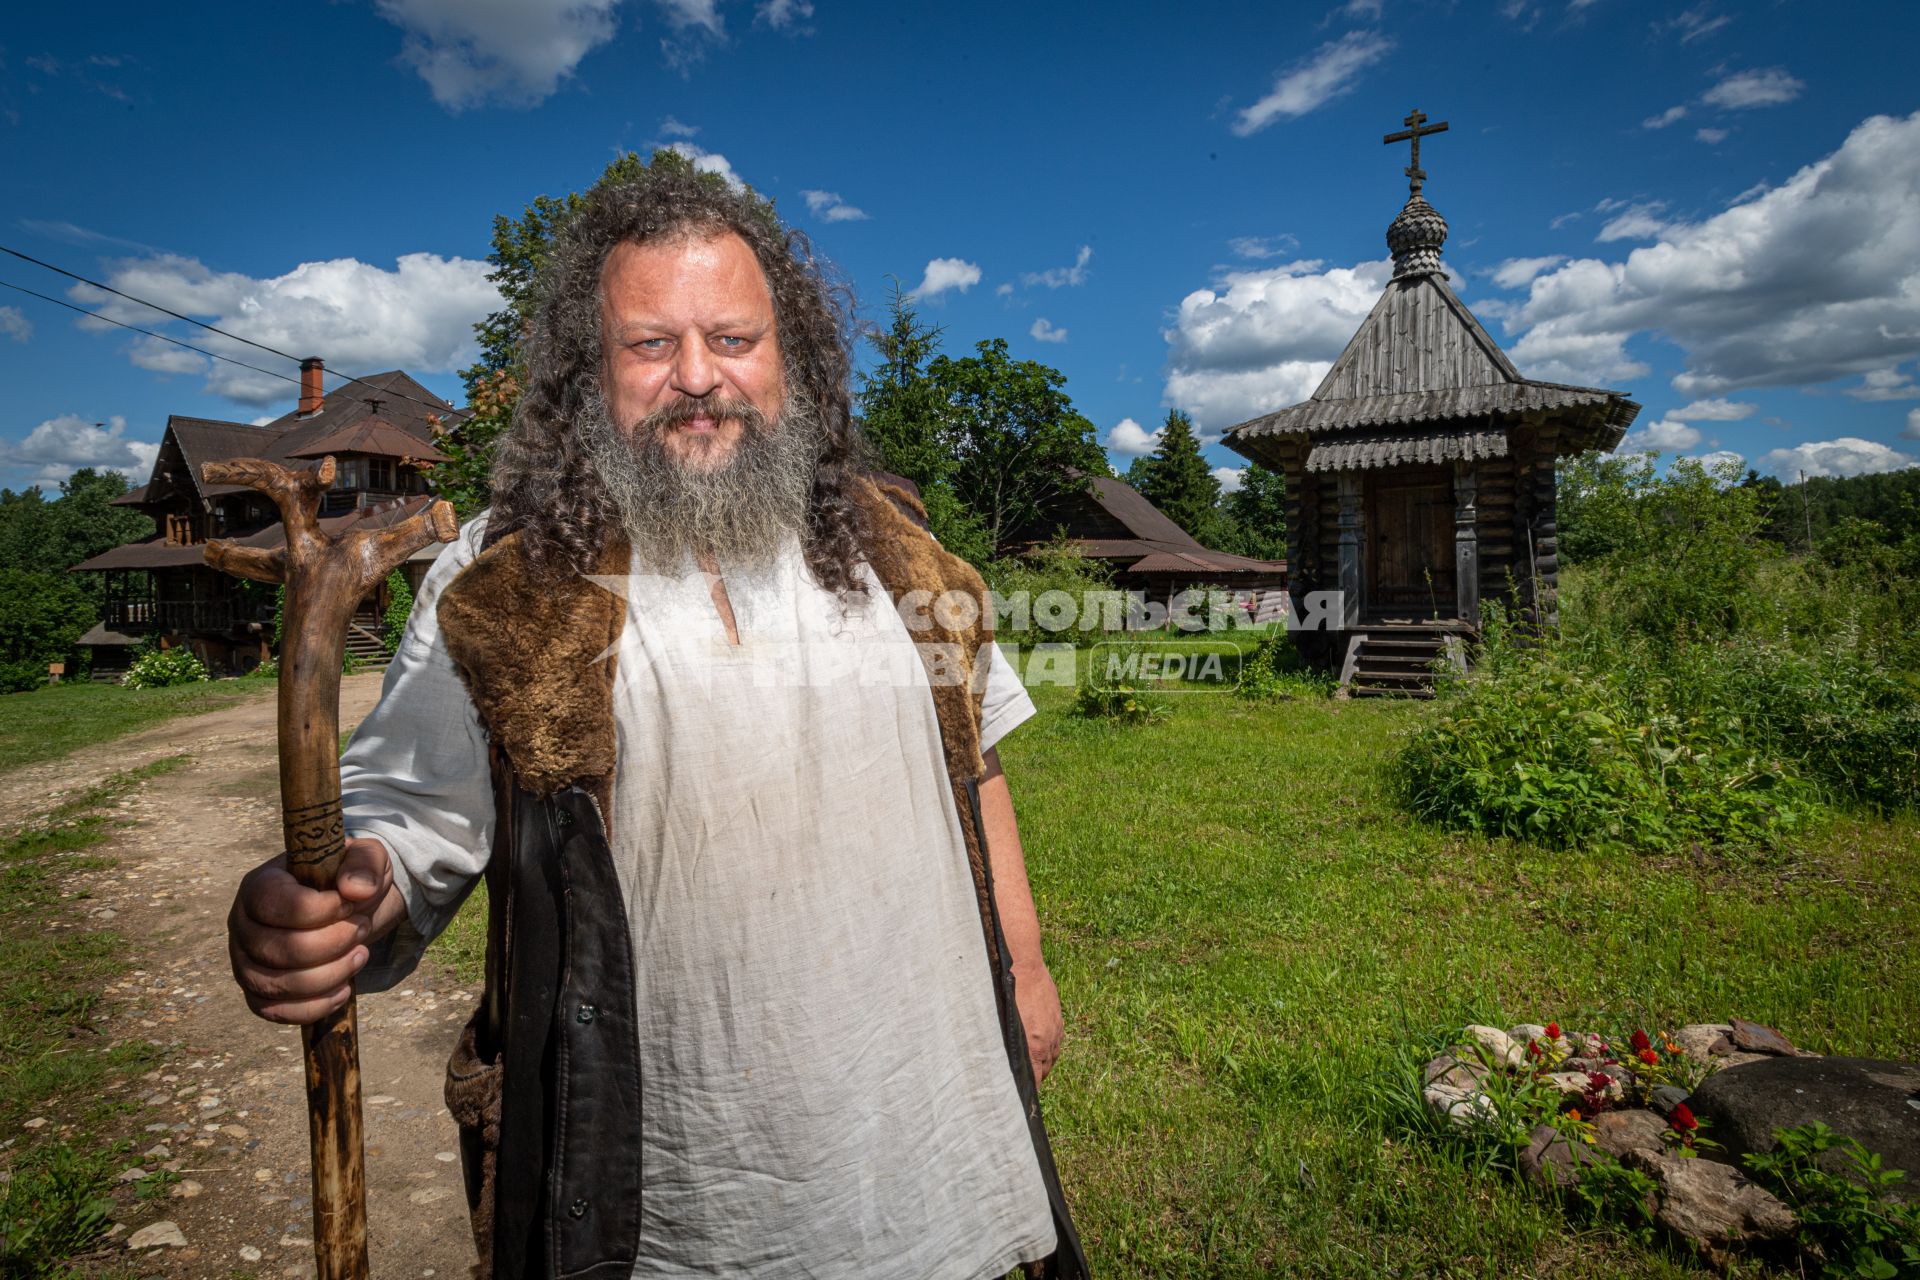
[1224,270,1638,469]
[70,494,438,572]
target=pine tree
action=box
[1130,409,1219,540]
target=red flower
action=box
[1670,1103,1698,1131]
[1545,1022,1561,1040]
[1587,1072,1612,1091]
[1527,1039,1543,1060]
[1630,1029,1653,1053]
[1638,1049,1660,1066]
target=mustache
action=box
[633,394,770,437]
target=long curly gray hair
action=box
[488,165,870,595]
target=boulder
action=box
[1649,1085,1692,1116]
[1508,1023,1548,1045]
[1542,1071,1624,1102]
[1519,1124,1607,1191]
[1424,1051,1490,1091]
[1689,1056,1920,1202]
[1424,1082,1497,1130]
[1593,1108,1671,1159]
[1728,1018,1806,1057]
[1463,1025,1520,1069]
[1623,1149,1795,1265]
[1672,1023,1734,1062]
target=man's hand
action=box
[1014,961,1064,1085]
[227,837,403,1025]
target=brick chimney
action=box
[298,357,325,417]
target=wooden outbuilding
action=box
[1223,110,1639,693]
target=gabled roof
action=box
[1022,474,1285,578]
[1223,271,1639,459]
[287,416,452,464]
[1087,475,1203,548]
[196,372,462,496]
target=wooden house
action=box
[1222,111,1639,694]
[70,359,458,677]
[1008,473,1287,613]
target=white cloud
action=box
[1,414,159,484]
[71,252,500,407]
[1669,397,1754,421]
[375,0,621,111]
[1491,255,1566,289]
[1231,32,1393,136]
[1660,6,1732,42]
[909,258,981,300]
[1905,409,1920,440]
[1212,465,1245,494]
[1030,318,1068,344]
[1228,234,1298,260]
[1691,449,1747,474]
[800,189,869,222]
[0,306,31,341]
[1696,127,1729,144]
[666,141,746,191]
[127,335,208,375]
[1505,111,1920,397]
[755,0,813,28]
[1643,104,1688,129]
[994,283,1014,298]
[1022,245,1092,289]
[656,0,722,34]
[1106,417,1161,457]
[1703,67,1804,110]
[1596,201,1672,242]
[1620,418,1703,452]
[658,115,699,137]
[1758,437,1917,479]
[1845,368,1920,401]
[1162,257,1390,431]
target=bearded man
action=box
[225,169,1088,1279]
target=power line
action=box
[0,277,308,391]
[0,243,464,419]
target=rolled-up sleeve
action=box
[343,513,495,992]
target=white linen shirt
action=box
[341,514,1055,1279]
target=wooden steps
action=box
[344,620,392,671]
[1338,624,1471,699]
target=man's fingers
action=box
[244,983,356,1026]
[229,911,366,973]
[233,946,368,1004]
[335,837,392,903]
[239,859,357,930]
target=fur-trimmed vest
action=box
[432,475,1088,1280]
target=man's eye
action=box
[715,336,746,349]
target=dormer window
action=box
[335,457,366,489]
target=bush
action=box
[382,570,414,655]
[121,646,209,690]
[1237,630,1335,701]
[986,538,1121,650]
[1071,636,1169,725]
[1741,1122,1919,1279]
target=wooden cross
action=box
[1383,108,1449,195]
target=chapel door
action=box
[1366,467,1456,619]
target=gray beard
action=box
[578,382,822,575]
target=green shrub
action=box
[121,646,210,690]
[1741,1122,1919,1278]
[382,569,414,655]
[1237,630,1335,701]
[0,570,96,695]
[1071,637,1168,725]
[987,538,1120,650]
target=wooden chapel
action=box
[1222,110,1640,695]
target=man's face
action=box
[598,230,787,472]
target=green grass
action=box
[0,758,184,1275]
[0,676,270,775]
[430,684,1918,1277]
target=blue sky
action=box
[4,0,1919,495]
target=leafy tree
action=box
[0,469,151,578]
[1127,409,1219,539]
[925,338,1109,551]
[1216,462,1289,560]
[0,569,97,692]
[429,149,747,515]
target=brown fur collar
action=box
[435,476,995,796]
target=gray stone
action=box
[127,1220,189,1249]
[1729,1018,1804,1057]
[1649,1085,1692,1116]
[1423,1051,1490,1091]
[1463,1025,1521,1069]
[1623,1149,1796,1264]
[1519,1124,1607,1191]
[1672,1023,1734,1062]
[1690,1056,1920,1202]
[1593,1108,1670,1158]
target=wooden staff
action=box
[203,456,457,1280]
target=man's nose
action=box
[669,336,721,399]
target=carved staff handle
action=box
[203,456,457,1280]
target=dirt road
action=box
[3,672,480,1279]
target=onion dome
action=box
[1386,192,1448,278]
